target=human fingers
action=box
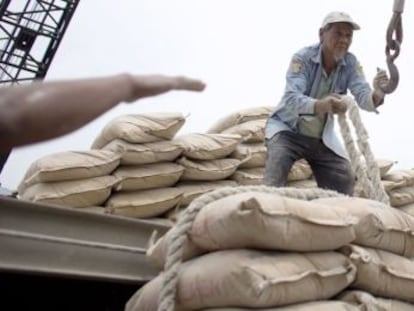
[174,76,206,91]
[331,101,348,114]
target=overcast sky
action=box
[1,0,413,190]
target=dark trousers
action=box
[264,131,355,195]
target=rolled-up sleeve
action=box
[347,59,378,113]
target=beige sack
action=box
[206,106,274,134]
[376,159,396,178]
[230,167,264,185]
[203,301,360,310]
[400,202,414,217]
[102,139,183,165]
[230,143,267,168]
[128,249,356,310]
[221,119,266,143]
[147,191,356,269]
[113,163,184,191]
[18,150,121,193]
[19,175,118,208]
[339,290,414,310]
[288,159,313,181]
[91,112,185,148]
[177,157,241,181]
[314,196,414,258]
[175,180,238,206]
[388,185,414,207]
[383,169,414,187]
[175,133,242,160]
[339,245,414,303]
[105,187,183,218]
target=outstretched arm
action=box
[0,73,205,150]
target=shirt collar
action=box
[312,43,347,67]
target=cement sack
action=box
[147,191,356,269]
[91,112,185,148]
[18,150,120,193]
[128,249,356,310]
[388,185,414,207]
[19,175,118,208]
[400,202,414,217]
[175,180,238,206]
[175,133,242,160]
[230,143,267,168]
[177,157,241,181]
[113,162,184,191]
[105,187,183,218]
[201,301,360,310]
[383,169,414,187]
[339,245,414,303]
[102,139,183,165]
[314,196,414,258]
[339,290,414,310]
[206,106,273,134]
[221,119,266,143]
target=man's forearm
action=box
[0,74,134,150]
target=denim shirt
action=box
[265,43,377,159]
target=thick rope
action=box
[338,96,389,205]
[157,185,343,311]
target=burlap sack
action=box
[91,112,185,148]
[221,119,266,143]
[128,249,356,310]
[177,157,241,181]
[102,139,183,165]
[202,301,360,310]
[19,175,118,208]
[400,203,414,217]
[354,180,404,199]
[338,290,414,310]
[376,159,396,178]
[388,185,414,207]
[206,106,273,134]
[230,143,267,169]
[339,245,414,303]
[147,191,356,269]
[231,160,312,186]
[314,196,414,258]
[175,180,238,206]
[175,133,242,160]
[288,159,313,181]
[18,150,121,193]
[383,169,414,187]
[113,163,184,191]
[105,187,183,218]
[230,167,264,185]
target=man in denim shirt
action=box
[264,11,389,195]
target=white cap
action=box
[321,11,360,30]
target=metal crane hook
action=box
[380,0,404,94]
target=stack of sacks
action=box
[125,192,414,310]
[166,133,243,222]
[128,191,360,310]
[94,113,187,220]
[205,106,315,187]
[17,150,120,209]
[314,196,414,308]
